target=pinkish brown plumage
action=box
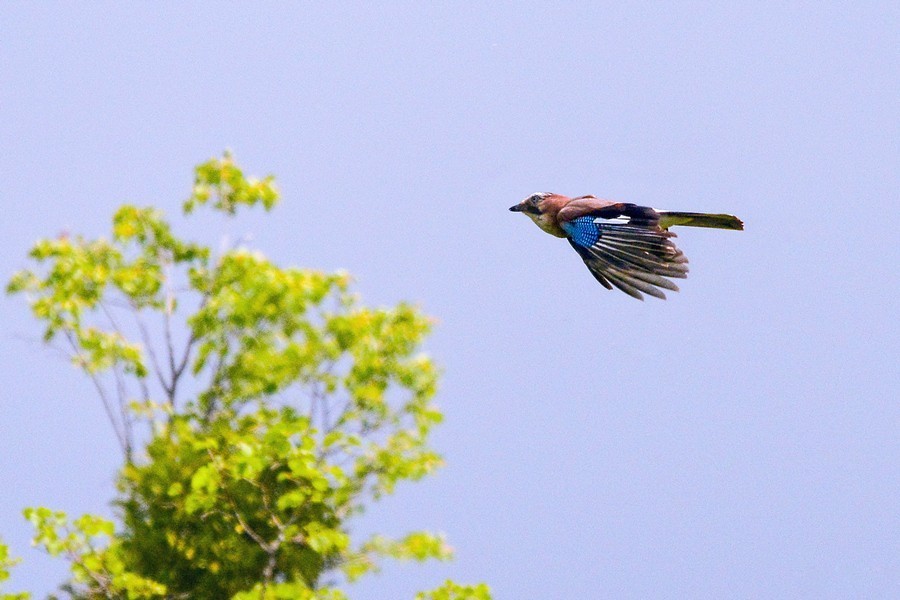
[510,192,743,300]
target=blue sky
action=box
[1,3,897,597]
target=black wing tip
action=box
[568,221,695,300]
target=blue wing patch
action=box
[562,217,690,300]
[562,216,601,248]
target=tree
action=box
[6,153,491,599]
[0,538,28,600]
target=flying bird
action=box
[510,193,743,300]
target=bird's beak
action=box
[509,203,524,212]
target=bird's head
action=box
[509,192,568,237]
[509,192,552,216]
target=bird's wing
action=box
[558,197,661,227]
[561,215,689,300]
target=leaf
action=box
[415,580,493,600]
[183,152,280,215]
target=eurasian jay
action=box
[510,193,743,300]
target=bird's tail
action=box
[657,211,744,231]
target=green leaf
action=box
[0,537,29,599]
[415,580,493,600]
[184,151,280,215]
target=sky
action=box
[1,2,898,598]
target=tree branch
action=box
[162,260,178,406]
[62,330,128,458]
[130,300,172,400]
[99,301,135,457]
[111,362,134,461]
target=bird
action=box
[510,192,743,300]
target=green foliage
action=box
[6,153,491,598]
[23,508,165,598]
[0,538,29,600]
[415,581,493,600]
[343,532,453,582]
[183,151,279,215]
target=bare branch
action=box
[171,331,196,388]
[169,290,210,405]
[307,361,336,430]
[161,259,212,409]
[137,371,151,404]
[201,349,229,423]
[130,300,172,399]
[99,300,135,456]
[162,259,178,405]
[62,330,128,458]
[111,362,134,460]
[98,299,127,339]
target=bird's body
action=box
[510,193,743,300]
